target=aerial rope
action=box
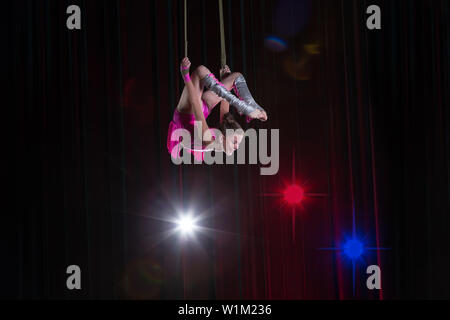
[184,0,188,57]
[218,0,226,68]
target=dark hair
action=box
[219,112,242,135]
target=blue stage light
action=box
[343,238,364,259]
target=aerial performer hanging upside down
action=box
[167,57,268,160]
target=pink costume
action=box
[167,100,216,162]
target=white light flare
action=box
[175,214,198,236]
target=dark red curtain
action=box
[8,0,450,299]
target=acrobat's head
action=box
[219,113,244,156]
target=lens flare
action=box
[274,0,311,37]
[175,214,198,236]
[283,185,304,205]
[343,238,364,259]
[264,36,287,52]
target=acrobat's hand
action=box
[180,57,192,82]
[220,65,231,80]
[248,109,268,122]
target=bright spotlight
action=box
[175,214,198,236]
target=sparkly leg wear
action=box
[202,73,257,116]
[233,75,266,114]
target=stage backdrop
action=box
[8,0,450,299]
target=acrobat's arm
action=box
[180,57,214,144]
[219,100,230,124]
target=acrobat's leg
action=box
[201,73,258,117]
[189,65,213,95]
[177,64,214,112]
[220,72,243,90]
[232,74,266,115]
[202,69,267,122]
[201,71,240,107]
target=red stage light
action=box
[283,185,304,205]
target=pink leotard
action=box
[167,100,216,162]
